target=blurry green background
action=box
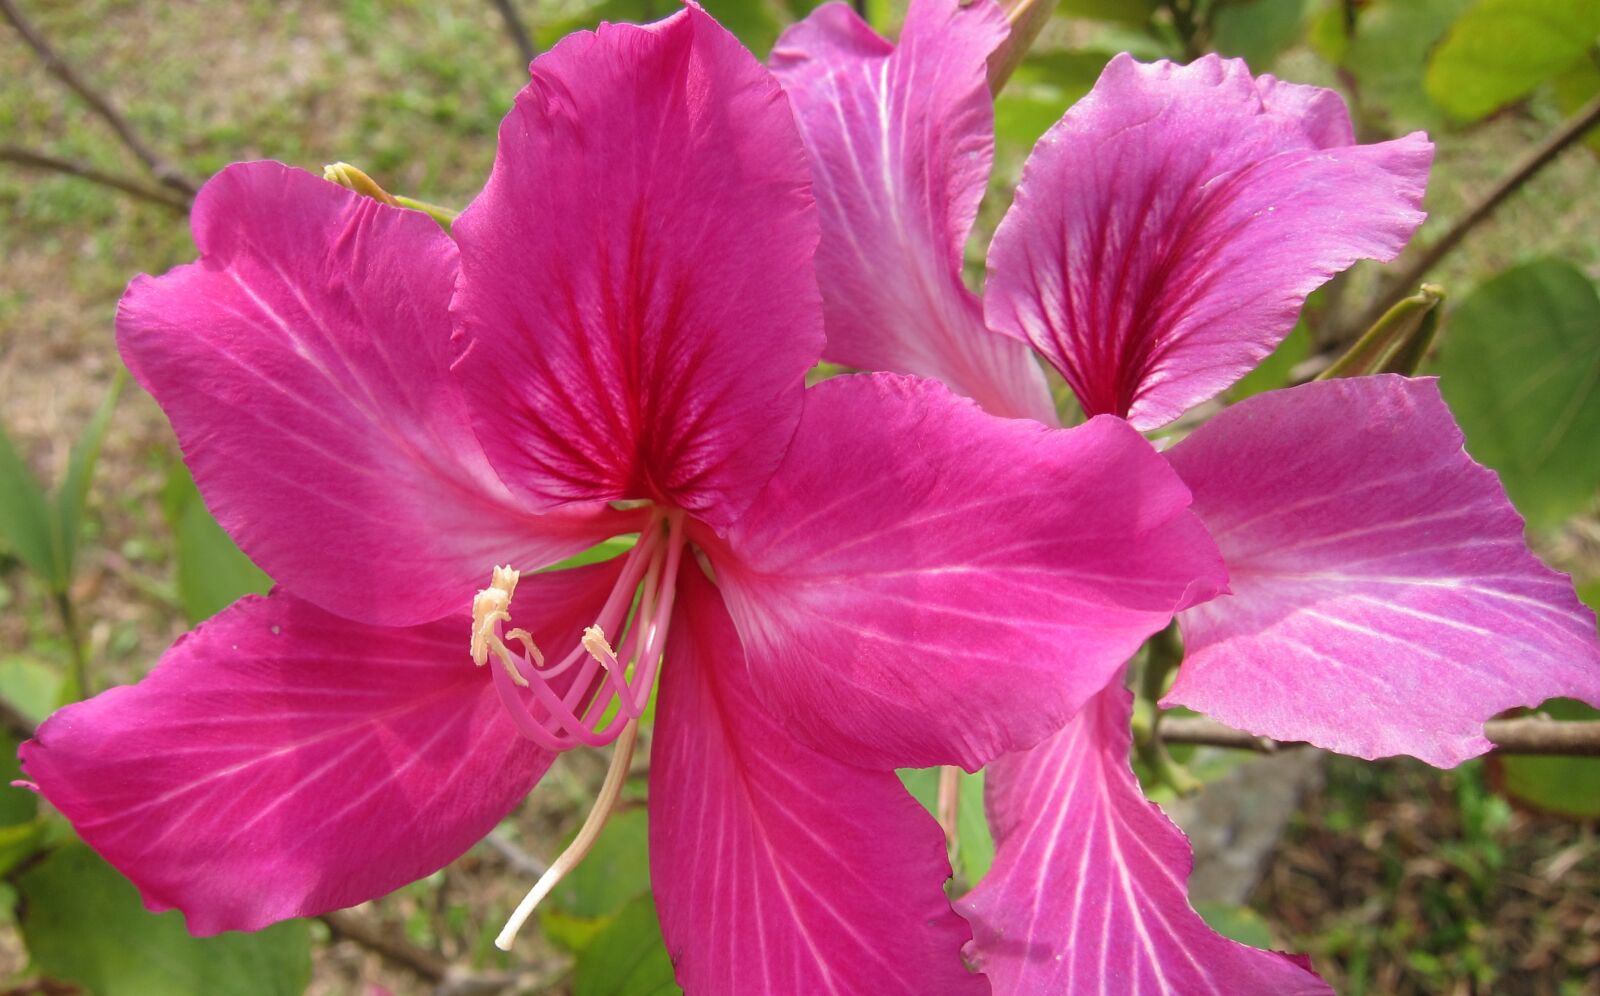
[1,0,1598,993]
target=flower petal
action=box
[19,561,623,934]
[1165,376,1600,766]
[453,8,823,530]
[985,54,1433,429]
[117,162,628,626]
[771,0,1054,423]
[713,373,1225,771]
[650,565,983,995]
[958,687,1331,995]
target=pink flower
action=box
[773,1,1600,991]
[19,8,1226,991]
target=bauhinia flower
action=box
[19,7,1230,991]
[772,1,1600,991]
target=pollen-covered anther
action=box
[469,565,540,686]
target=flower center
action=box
[469,509,687,753]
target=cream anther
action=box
[470,565,539,687]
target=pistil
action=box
[495,716,640,951]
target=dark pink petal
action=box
[985,54,1433,429]
[650,566,983,995]
[20,561,623,934]
[771,0,1054,423]
[713,373,1225,771]
[1165,376,1600,766]
[118,163,629,626]
[453,8,823,530]
[958,687,1330,995]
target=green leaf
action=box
[545,806,652,921]
[0,656,61,725]
[1424,0,1600,122]
[1228,320,1311,401]
[161,463,271,624]
[897,767,993,885]
[1210,0,1310,69]
[696,0,785,54]
[572,894,681,996]
[546,534,638,572]
[954,768,994,884]
[1058,0,1156,25]
[1340,0,1476,131]
[0,734,35,827]
[18,845,312,996]
[53,370,125,587]
[0,820,45,876]
[1194,901,1277,949]
[0,417,59,585]
[1434,259,1600,528]
[994,50,1113,153]
[1553,57,1600,156]
[1492,699,1600,819]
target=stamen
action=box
[472,510,687,750]
[496,717,641,951]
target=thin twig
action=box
[1159,716,1600,758]
[0,145,191,212]
[320,910,450,982]
[487,0,537,68]
[481,829,548,878]
[1343,89,1600,341]
[0,0,197,196]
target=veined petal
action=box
[985,54,1432,429]
[650,566,983,995]
[958,687,1330,995]
[1165,376,1600,767]
[117,162,628,627]
[772,0,1054,423]
[19,561,623,934]
[714,373,1225,772]
[453,8,823,530]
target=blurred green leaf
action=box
[572,894,681,996]
[0,418,59,585]
[0,820,45,876]
[1229,320,1311,400]
[1553,57,1600,156]
[572,896,678,996]
[1058,0,1156,24]
[955,768,994,884]
[1195,901,1277,948]
[698,0,785,54]
[1491,699,1600,819]
[994,50,1113,153]
[1434,259,1600,528]
[548,534,639,572]
[0,657,61,724]
[898,767,993,884]
[1424,0,1600,121]
[18,844,312,996]
[0,733,35,827]
[546,806,652,921]
[1338,0,1475,131]
[534,0,660,50]
[1210,0,1310,68]
[161,463,271,624]
[54,370,125,586]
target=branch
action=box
[0,0,197,196]
[1344,89,1600,340]
[0,145,191,212]
[319,910,450,982]
[487,0,537,68]
[1159,716,1600,758]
